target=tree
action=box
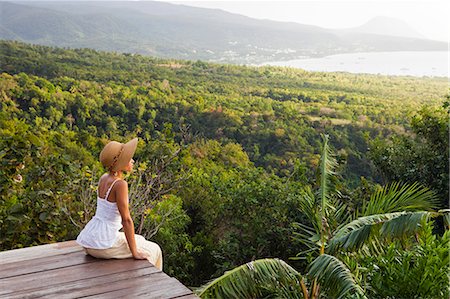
[369,102,449,208]
[196,134,447,299]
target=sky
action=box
[164,0,450,42]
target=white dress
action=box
[76,178,124,249]
[75,178,163,270]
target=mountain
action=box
[345,16,426,39]
[1,1,446,64]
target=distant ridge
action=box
[1,1,446,64]
[346,16,426,39]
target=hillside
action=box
[1,40,447,181]
[1,40,448,289]
[1,1,447,64]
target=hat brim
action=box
[112,137,138,171]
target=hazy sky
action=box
[164,0,449,42]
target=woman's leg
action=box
[135,234,163,271]
[84,232,132,259]
[85,233,163,271]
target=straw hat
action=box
[99,137,138,172]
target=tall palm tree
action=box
[196,134,445,298]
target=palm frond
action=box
[196,258,305,299]
[298,185,321,233]
[319,134,337,216]
[440,209,450,228]
[308,254,367,299]
[361,182,438,216]
[379,211,434,237]
[318,134,338,249]
[292,221,321,252]
[329,211,435,252]
[328,194,351,233]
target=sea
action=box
[260,51,449,78]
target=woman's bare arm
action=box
[115,180,139,257]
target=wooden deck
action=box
[0,240,199,299]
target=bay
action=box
[260,51,449,77]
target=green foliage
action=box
[176,141,305,284]
[308,254,366,299]
[328,181,439,252]
[319,134,338,236]
[1,40,447,182]
[198,136,444,299]
[211,167,302,275]
[329,211,434,252]
[1,41,448,294]
[360,182,438,216]
[145,194,198,283]
[0,113,97,249]
[357,221,450,298]
[369,104,449,208]
[197,258,305,299]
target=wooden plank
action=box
[0,258,150,296]
[78,273,194,299]
[0,250,98,279]
[6,266,160,299]
[0,241,82,264]
[0,240,196,298]
[60,272,169,298]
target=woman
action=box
[76,137,163,271]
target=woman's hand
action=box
[133,249,150,260]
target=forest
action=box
[1,40,448,298]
